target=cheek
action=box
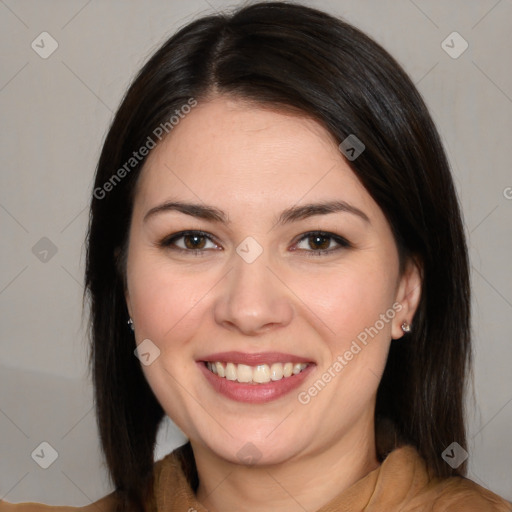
[293,258,398,342]
[126,252,215,348]
[126,253,217,437]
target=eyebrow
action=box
[144,201,228,224]
[143,200,370,225]
[277,200,370,225]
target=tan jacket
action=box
[1,444,510,511]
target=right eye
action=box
[159,230,222,254]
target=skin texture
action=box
[124,96,421,512]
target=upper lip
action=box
[199,351,313,366]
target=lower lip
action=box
[198,362,315,403]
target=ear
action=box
[391,256,422,340]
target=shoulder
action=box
[0,492,118,511]
[424,476,512,512]
[379,445,511,512]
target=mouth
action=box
[198,351,315,403]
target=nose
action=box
[213,249,294,336]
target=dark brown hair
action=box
[84,2,471,510]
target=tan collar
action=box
[152,443,510,512]
[153,444,424,511]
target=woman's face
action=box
[125,96,420,465]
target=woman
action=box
[1,2,510,511]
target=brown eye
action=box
[183,234,207,249]
[308,234,331,250]
[294,231,351,255]
[159,230,220,252]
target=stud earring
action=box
[401,321,411,333]
[127,318,134,331]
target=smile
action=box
[205,361,309,384]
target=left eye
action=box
[160,231,220,251]
[293,232,350,254]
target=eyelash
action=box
[158,230,351,257]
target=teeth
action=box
[283,362,293,377]
[206,361,308,384]
[292,363,303,375]
[215,362,224,377]
[225,362,237,381]
[270,363,283,381]
[237,364,252,383]
[253,364,270,383]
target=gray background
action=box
[1,0,511,505]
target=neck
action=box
[193,413,379,512]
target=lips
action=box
[197,351,315,403]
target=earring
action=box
[127,318,134,331]
[401,321,411,333]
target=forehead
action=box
[133,96,374,218]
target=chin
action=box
[193,424,311,467]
